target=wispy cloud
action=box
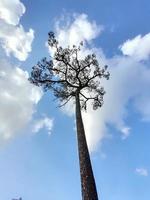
[135,168,149,176]
[32,117,54,135]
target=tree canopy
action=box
[29,32,110,110]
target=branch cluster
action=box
[29,32,110,110]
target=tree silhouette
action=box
[29,32,109,200]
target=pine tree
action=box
[29,32,109,200]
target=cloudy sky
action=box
[0,0,150,199]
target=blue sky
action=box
[0,0,150,200]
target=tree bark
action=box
[75,92,99,200]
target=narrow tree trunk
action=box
[75,92,99,200]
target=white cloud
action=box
[120,33,150,61]
[47,13,103,57]
[0,0,34,61]
[0,21,34,61]
[0,0,25,25]
[135,168,148,176]
[55,13,103,47]
[0,60,43,143]
[121,127,131,139]
[82,55,150,151]
[32,117,53,135]
[49,13,150,152]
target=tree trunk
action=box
[75,92,99,200]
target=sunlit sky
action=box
[0,0,150,199]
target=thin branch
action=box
[58,95,73,108]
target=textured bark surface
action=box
[75,92,99,200]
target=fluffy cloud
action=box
[32,117,53,135]
[120,33,150,61]
[0,0,25,25]
[0,21,34,61]
[0,0,38,145]
[52,13,150,152]
[0,60,42,143]
[82,56,150,151]
[55,13,103,47]
[0,0,34,61]
[135,168,149,176]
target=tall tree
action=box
[29,32,109,200]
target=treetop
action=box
[29,32,110,110]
